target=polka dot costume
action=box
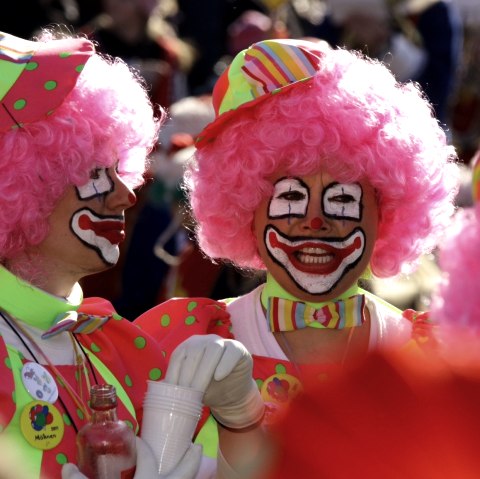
[135,297,236,436]
[0,31,94,132]
[135,298,338,432]
[137,294,437,452]
[135,297,234,364]
[0,297,169,479]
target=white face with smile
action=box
[70,167,130,266]
[254,171,378,301]
[31,165,137,280]
[264,225,365,294]
[70,207,125,266]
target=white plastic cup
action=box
[141,381,203,475]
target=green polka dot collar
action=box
[0,265,83,330]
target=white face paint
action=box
[255,170,379,300]
[70,208,124,266]
[264,225,366,294]
[323,182,362,220]
[269,178,309,218]
[77,168,113,200]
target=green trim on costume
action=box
[0,59,27,101]
[0,266,82,330]
[3,342,139,477]
[363,288,402,314]
[4,345,42,478]
[82,348,138,433]
[261,273,363,310]
[194,414,219,458]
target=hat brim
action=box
[195,75,315,148]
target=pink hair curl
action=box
[430,204,480,330]
[186,46,458,277]
[0,33,162,260]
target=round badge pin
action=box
[21,362,59,403]
[20,400,65,450]
[260,373,302,405]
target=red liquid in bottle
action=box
[76,384,136,479]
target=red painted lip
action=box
[78,214,125,244]
[268,230,362,274]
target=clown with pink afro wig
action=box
[258,152,480,478]
[0,30,160,266]
[182,38,459,398]
[188,40,458,278]
[0,29,223,479]
[430,150,480,362]
[130,38,461,474]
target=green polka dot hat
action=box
[0,31,94,132]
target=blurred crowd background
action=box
[4,0,478,319]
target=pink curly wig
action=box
[186,45,458,278]
[430,204,480,331]
[0,32,162,261]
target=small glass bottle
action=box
[76,384,137,479]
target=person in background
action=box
[137,37,458,474]
[114,94,215,319]
[83,0,191,108]
[315,0,462,126]
[0,28,263,479]
[174,0,270,95]
[77,0,193,303]
[0,0,101,40]
[449,0,480,163]
[430,148,480,355]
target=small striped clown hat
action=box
[472,150,480,204]
[0,31,94,132]
[196,38,328,147]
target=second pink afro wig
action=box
[431,149,480,337]
[430,204,480,330]
[0,31,161,261]
[186,43,458,278]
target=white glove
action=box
[165,334,264,429]
[61,463,87,479]
[62,437,200,479]
[159,443,203,479]
[134,436,162,478]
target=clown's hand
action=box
[159,443,203,479]
[61,463,87,479]
[133,436,161,478]
[166,334,264,429]
[136,437,202,479]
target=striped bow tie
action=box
[41,310,112,339]
[266,295,365,332]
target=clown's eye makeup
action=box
[278,190,305,202]
[323,183,362,220]
[77,168,114,200]
[269,177,309,218]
